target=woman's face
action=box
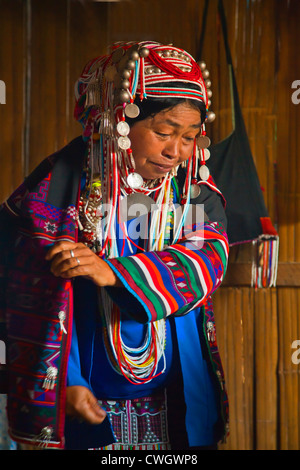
[129,102,202,180]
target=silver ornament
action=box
[127,172,144,189]
[199,165,210,181]
[197,135,211,149]
[118,136,131,150]
[139,47,150,58]
[126,60,136,70]
[130,50,140,61]
[119,89,130,103]
[117,121,130,136]
[206,111,216,123]
[125,103,140,118]
[122,69,131,79]
[121,79,130,89]
[190,184,201,199]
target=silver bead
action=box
[119,89,130,103]
[199,61,206,70]
[121,79,130,89]
[139,47,150,58]
[205,79,212,88]
[206,111,216,123]
[130,50,140,61]
[122,69,131,79]
[126,60,136,70]
[202,69,210,79]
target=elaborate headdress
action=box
[74,41,215,258]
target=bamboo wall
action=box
[0,0,299,450]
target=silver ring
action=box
[70,249,75,258]
[76,257,80,265]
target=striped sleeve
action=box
[106,221,229,323]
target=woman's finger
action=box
[45,241,77,261]
[50,252,94,277]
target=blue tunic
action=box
[67,228,220,446]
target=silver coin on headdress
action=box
[127,172,144,189]
[125,103,140,118]
[117,121,130,136]
[118,136,131,150]
[197,135,211,149]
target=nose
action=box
[162,138,181,160]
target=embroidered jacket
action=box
[0,137,229,448]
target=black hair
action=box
[125,82,207,127]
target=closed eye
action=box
[156,132,169,137]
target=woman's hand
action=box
[66,385,106,424]
[45,241,121,287]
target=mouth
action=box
[149,161,174,173]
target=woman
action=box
[0,41,229,450]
